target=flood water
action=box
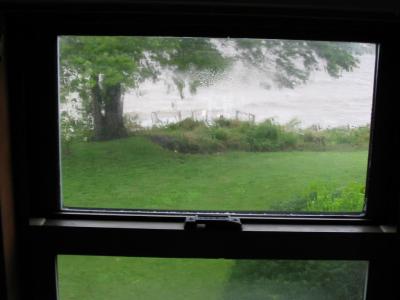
[124,54,375,128]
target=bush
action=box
[210,128,229,141]
[142,117,370,154]
[166,118,205,131]
[213,116,242,128]
[300,182,365,212]
[60,111,93,155]
[319,125,370,149]
[246,119,298,151]
[301,130,326,150]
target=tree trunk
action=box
[91,75,127,141]
[91,74,105,141]
[103,83,127,140]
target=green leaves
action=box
[60,36,146,89]
[60,36,231,92]
[60,36,364,100]
[233,38,363,88]
[307,41,359,77]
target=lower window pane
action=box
[58,256,368,300]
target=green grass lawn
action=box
[59,136,369,300]
[62,136,368,212]
[58,256,367,300]
[58,256,235,300]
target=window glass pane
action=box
[59,36,375,212]
[58,256,368,300]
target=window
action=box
[59,36,376,214]
[2,2,399,300]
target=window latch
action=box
[184,216,242,232]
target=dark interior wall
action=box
[0,23,19,300]
[0,1,399,300]
[0,0,399,14]
[0,224,6,300]
[0,25,6,299]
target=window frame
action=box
[2,2,400,300]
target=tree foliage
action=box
[59,36,228,102]
[233,39,360,88]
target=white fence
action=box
[128,109,256,126]
[151,111,182,126]
[235,110,255,123]
[152,109,255,126]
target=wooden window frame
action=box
[1,2,399,300]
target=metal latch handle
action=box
[184,216,242,231]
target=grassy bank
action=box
[136,118,370,154]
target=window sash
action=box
[14,14,397,223]
[28,220,399,300]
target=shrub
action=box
[245,119,299,151]
[301,182,365,212]
[253,119,280,140]
[302,130,326,150]
[143,117,370,154]
[213,116,240,128]
[166,118,205,131]
[322,125,370,149]
[211,128,229,141]
[60,111,93,155]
